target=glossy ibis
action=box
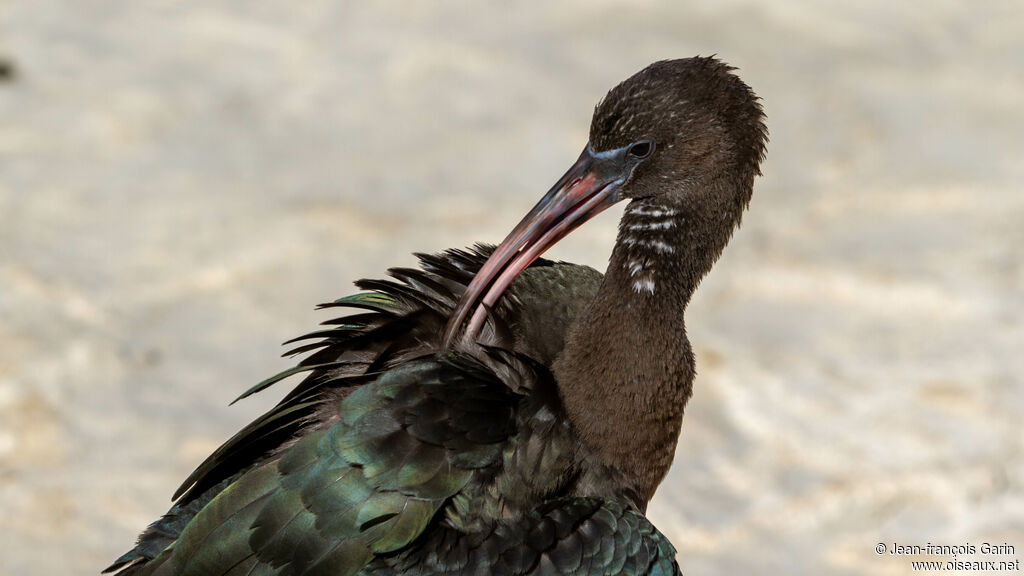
[107,56,767,576]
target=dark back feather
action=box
[106,245,604,575]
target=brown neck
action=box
[554,194,739,503]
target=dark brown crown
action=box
[590,57,767,207]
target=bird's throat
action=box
[553,192,745,503]
[553,238,696,503]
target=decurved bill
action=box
[443,144,636,347]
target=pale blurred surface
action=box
[1,2,1022,575]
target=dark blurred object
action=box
[0,57,16,82]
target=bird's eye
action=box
[628,140,654,159]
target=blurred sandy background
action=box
[1,2,1022,575]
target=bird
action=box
[105,56,767,576]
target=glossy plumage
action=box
[109,57,767,576]
[107,249,677,576]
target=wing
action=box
[374,497,681,576]
[107,246,601,575]
[106,247,495,574]
[119,355,521,576]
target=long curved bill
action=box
[443,144,637,347]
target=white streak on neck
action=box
[625,220,675,231]
[622,237,675,254]
[632,278,656,294]
[626,205,678,218]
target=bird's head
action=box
[590,57,767,206]
[445,57,767,346]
